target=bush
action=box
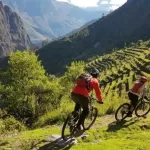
[33,95,74,127]
[0,116,26,134]
[0,120,5,133]
[4,116,26,132]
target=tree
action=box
[60,61,85,93]
[0,51,62,124]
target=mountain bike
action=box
[61,96,102,141]
[115,95,150,121]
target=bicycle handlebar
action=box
[88,96,104,104]
[97,101,104,104]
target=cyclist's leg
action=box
[128,92,138,116]
[76,97,90,129]
[71,92,81,112]
[71,92,89,130]
[74,103,80,112]
[71,92,82,123]
[77,106,89,129]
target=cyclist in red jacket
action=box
[71,68,103,130]
[127,76,149,117]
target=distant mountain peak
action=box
[1,0,109,44]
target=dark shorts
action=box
[128,92,139,107]
[71,92,90,110]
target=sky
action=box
[57,0,127,10]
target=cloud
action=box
[98,0,112,4]
[56,0,127,8]
[97,0,127,10]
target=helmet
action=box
[139,76,148,83]
[90,68,100,77]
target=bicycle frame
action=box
[137,95,150,105]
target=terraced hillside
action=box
[86,41,150,106]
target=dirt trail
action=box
[2,113,150,150]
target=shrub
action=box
[4,116,26,132]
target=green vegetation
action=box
[1,40,150,128]
[1,115,150,150]
[86,40,150,116]
[0,40,150,149]
[0,51,63,126]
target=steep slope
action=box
[2,0,108,44]
[0,2,31,57]
[1,115,150,149]
[37,0,150,74]
[87,41,150,98]
[52,19,98,42]
[63,19,98,38]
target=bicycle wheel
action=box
[61,111,79,141]
[115,103,131,121]
[82,107,98,130]
[135,101,150,117]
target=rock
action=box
[0,1,31,58]
[80,134,89,140]
[47,134,78,148]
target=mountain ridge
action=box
[1,0,108,44]
[37,0,150,74]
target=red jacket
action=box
[72,78,102,102]
[130,81,145,96]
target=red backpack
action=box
[76,73,92,90]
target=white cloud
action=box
[110,0,127,5]
[57,0,127,8]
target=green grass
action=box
[1,114,150,150]
[72,116,150,150]
[0,126,60,150]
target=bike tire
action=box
[61,112,79,141]
[115,103,131,121]
[82,107,98,130]
[135,101,150,117]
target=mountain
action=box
[37,0,150,74]
[0,1,31,58]
[1,0,108,44]
[52,19,98,42]
[65,19,98,37]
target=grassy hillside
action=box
[33,40,150,128]
[37,0,150,74]
[0,40,150,150]
[1,115,150,150]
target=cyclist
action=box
[127,76,149,117]
[71,68,103,130]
